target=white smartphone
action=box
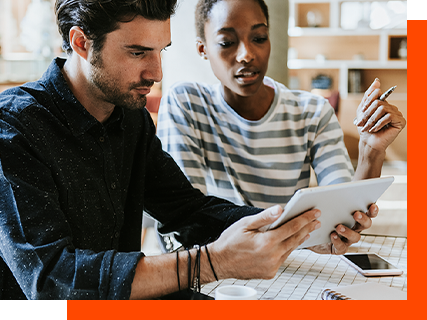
[340,253,404,277]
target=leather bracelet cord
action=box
[192,245,201,292]
[196,246,201,292]
[204,244,219,281]
[186,248,191,291]
[176,250,181,291]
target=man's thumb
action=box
[249,205,283,231]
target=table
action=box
[201,235,407,300]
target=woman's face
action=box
[201,0,270,98]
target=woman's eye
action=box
[219,41,233,48]
[254,36,268,43]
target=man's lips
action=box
[133,87,152,95]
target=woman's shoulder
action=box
[168,81,218,96]
[165,81,222,110]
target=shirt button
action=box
[99,137,105,142]
[111,182,116,189]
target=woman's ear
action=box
[69,26,90,61]
[196,38,208,60]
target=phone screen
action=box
[343,254,394,270]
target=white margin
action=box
[408,0,427,20]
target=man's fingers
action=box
[274,209,321,240]
[245,205,283,231]
[278,218,321,258]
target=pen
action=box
[379,85,397,101]
[353,85,397,125]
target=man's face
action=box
[88,16,171,110]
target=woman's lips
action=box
[235,71,260,84]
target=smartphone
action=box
[340,253,403,277]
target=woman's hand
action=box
[354,78,406,154]
[308,204,379,255]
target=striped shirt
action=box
[157,77,353,209]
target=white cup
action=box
[215,285,257,300]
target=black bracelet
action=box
[205,244,219,281]
[176,250,181,291]
[186,248,191,291]
[196,245,201,292]
[192,245,201,292]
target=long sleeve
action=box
[0,114,143,299]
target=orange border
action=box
[67,300,410,319]
[68,19,421,320]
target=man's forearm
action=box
[353,140,386,181]
[130,245,218,299]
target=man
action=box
[0,0,371,300]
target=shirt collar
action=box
[41,57,124,136]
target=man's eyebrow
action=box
[124,42,172,51]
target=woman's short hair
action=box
[195,0,269,41]
[55,0,178,55]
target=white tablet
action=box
[261,176,394,249]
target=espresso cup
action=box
[215,285,257,300]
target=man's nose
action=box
[144,53,163,83]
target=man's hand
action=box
[208,205,321,279]
[308,203,379,255]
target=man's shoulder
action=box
[0,81,48,117]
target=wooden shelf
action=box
[288,0,407,97]
[288,59,407,70]
[289,27,407,37]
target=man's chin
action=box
[116,96,147,110]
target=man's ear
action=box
[69,26,90,61]
[196,38,208,60]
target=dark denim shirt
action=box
[0,58,261,299]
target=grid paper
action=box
[201,235,407,300]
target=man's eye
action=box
[131,52,145,57]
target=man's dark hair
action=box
[195,0,269,41]
[55,0,178,55]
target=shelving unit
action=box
[288,0,407,98]
[288,0,407,161]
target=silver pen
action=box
[379,85,397,101]
[353,85,397,125]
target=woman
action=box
[157,0,405,254]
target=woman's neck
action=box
[222,83,275,121]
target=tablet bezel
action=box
[262,176,395,249]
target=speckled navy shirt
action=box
[0,58,261,299]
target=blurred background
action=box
[0,0,407,241]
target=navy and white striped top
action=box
[157,77,353,209]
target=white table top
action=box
[201,235,407,300]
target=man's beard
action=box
[89,51,154,110]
